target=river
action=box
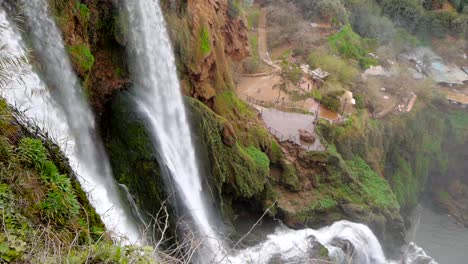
[408,203,468,264]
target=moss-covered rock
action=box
[104,91,176,244]
[187,98,268,200]
[103,90,174,239]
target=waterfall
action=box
[121,0,223,256]
[0,3,141,243]
[121,1,439,263]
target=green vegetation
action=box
[347,157,399,208]
[321,93,342,113]
[447,110,468,141]
[75,1,91,25]
[328,25,378,68]
[308,49,359,85]
[0,99,164,263]
[67,44,95,72]
[199,25,212,57]
[18,138,80,222]
[292,0,349,25]
[245,146,270,173]
[213,91,255,122]
[249,34,259,58]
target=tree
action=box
[381,0,425,31]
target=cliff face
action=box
[48,0,408,254]
[47,0,250,113]
[161,0,249,100]
[44,0,468,258]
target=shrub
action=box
[381,0,424,31]
[247,7,260,28]
[321,93,341,112]
[346,0,396,43]
[67,44,95,72]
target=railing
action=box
[245,95,308,114]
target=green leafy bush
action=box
[321,93,341,112]
[17,138,48,169]
[247,6,260,28]
[67,44,95,72]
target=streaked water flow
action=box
[0,3,140,243]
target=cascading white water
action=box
[121,0,224,256]
[120,0,437,263]
[0,3,140,243]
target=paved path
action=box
[258,8,280,71]
[253,105,326,151]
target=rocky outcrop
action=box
[162,0,249,101]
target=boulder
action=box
[299,129,316,144]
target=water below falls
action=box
[409,204,468,264]
[0,2,141,243]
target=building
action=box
[400,47,468,87]
[446,91,468,108]
[300,64,330,87]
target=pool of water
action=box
[408,204,468,264]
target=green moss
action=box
[245,146,270,173]
[67,44,95,72]
[104,90,172,232]
[187,97,268,202]
[214,91,255,121]
[199,25,212,57]
[268,140,283,164]
[280,161,300,192]
[347,157,399,209]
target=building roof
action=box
[311,68,330,79]
[430,62,468,85]
[446,91,468,105]
[362,65,391,79]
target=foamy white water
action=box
[0,4,140,243]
